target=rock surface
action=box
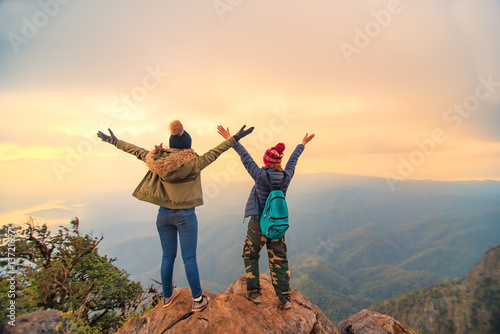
[337,309,416,334]
[0,309,62,334]
[2,276,420,334]
[117,273,338,334]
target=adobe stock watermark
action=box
[4,225,17,327]
[385,74,499,192]
[213,0,245,20]
[51,65,168,183]
[109,65,168,119]
[292,235,337,286]
[7,0,73,54]
[202,106,297,203]
[340,0,414,64]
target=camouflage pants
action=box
[242,216,291,300]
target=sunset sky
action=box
[1,0,499,227]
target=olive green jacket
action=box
[116,137,237,209]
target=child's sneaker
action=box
[278,296,292,310]
[192,295,211,312]
[246,290,263,304]
[162,288,181,308]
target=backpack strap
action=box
[280,173,286,191]
[265,171,286,191]
[265,171,274,191]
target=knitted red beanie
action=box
[263,143,285,165]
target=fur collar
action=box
[145,145,197,176]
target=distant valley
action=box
[99,173,500,323]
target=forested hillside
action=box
[371,245,500,334]
[102,173,500,322]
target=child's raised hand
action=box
[302,133,315,146]
[217,125,231,139]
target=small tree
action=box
[0,217,145,332]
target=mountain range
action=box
[371,244,500,334]
[99,172,500,323]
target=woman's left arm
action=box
[196,125,254,171]
[195,137,237,170]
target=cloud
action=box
[0,143,62,161]
[0,200,77,226]
[465,102,500,142]
[452,0,500,76]
[0,0,499,192]
[28,207,75,220]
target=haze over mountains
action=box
[89,172,500,322]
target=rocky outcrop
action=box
[2,275,419,334]
[0,309,62,334]
[118,273,338,334]
[337,310,416,334]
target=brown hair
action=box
[262,164,283,171]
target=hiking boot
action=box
[278,297,292,310]
[162,288,181,308]
[246,290,263,304]
[192,295,211,312]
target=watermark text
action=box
[385,74,499,191]
[8,0,73,54]
[5,226,17,327]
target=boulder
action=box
[0,309,62,334]
[118,273,338,334]
[337,309,416,334]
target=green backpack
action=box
[260,172,289,239]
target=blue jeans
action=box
[156,207,202,299]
